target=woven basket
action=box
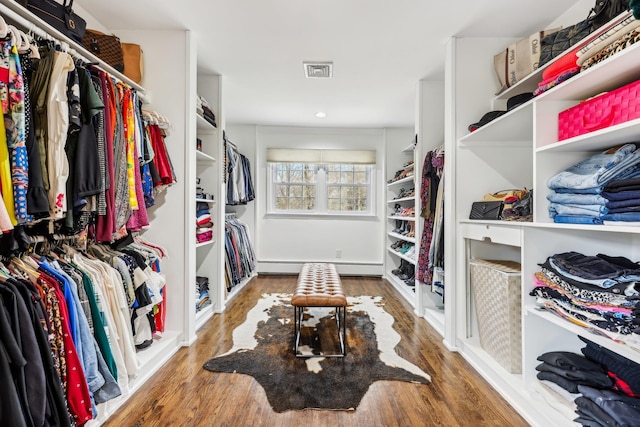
[469,259,522,374]
[558,79,640,141]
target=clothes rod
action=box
[0,0,146,93]
[29,234,77,243]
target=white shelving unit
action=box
[193,73,223,331]
[385,148,417,308]
[446,19,640,425]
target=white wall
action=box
[253,125,388,275]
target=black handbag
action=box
[469,201,503,220]
[539,19,594,67]
[539,0,630,67]
[591,0,630,29]
[24,0,87,43]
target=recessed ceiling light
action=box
[315,112,327,118]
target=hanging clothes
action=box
[46,51,74,219]
[417,146,445,295]
[224,216,256,291]
[20,50,49,216]
[0,38,28,223]
[225,136,255,206]
[0,233,170,427]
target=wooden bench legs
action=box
[293,305,346,358]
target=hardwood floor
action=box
[104,275,529,427]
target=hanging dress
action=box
[0,38,28,223]
[46,51,74,219]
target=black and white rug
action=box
[203,293,431,412]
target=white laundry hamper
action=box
[469,258,522,374]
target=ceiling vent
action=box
[304,62,333,78]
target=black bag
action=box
[591,0,630,29]
[502,189,533,221]
[24,0,86,43]
[539,0,630,67]
[539,19,594,67]
[469,201,503,220]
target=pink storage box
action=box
[558,79,640,141]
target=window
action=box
[325,164,369,212]
[269,162,375,215]
[273,163,317,211]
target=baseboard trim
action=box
[257,261,384,276]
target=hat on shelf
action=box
[507,92,534,111]
[468,110,506,132]
[468,92,535,132]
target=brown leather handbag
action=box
[122,43,144,84]
[81,29,124,72]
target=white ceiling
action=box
[78,0,580,128]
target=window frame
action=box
[267,162,376,217]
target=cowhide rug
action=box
[203,293,431,412]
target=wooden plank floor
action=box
[104,275,529,427]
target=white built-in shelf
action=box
[526,306,640,365]
[537,117,640,153]
[196,150,216,163]
[387,196,414,204]
[195,198,216,204]
[196,113,218,133]
[387,215,416,222]
[528,221,640,235]
[195,240,215,249]
[402,142,416,153]
[386,175,414,187]
[93,330,182,424]
[458,335,525,391]
[403,162,415,170]
[459,103,533,146]
[387,247,417,265]
[422,307,445,337]
[387,232,416,243]
[195,305,215,330]
[386,272,416,308]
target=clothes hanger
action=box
[0,15,9,40]
[10,257,39,282]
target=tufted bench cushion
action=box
[291,263,346,307]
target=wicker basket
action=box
[469,259,522,374]
[558,79,640,141]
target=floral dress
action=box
[0,39,28,223]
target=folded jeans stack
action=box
[196,275,211,311]
[547,144,640,224]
